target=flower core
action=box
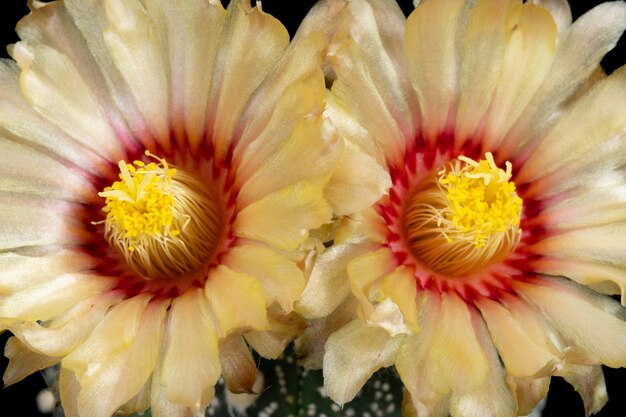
[403,153,522,276]
[99,152,223,280]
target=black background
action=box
[0,1,625,416]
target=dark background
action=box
[0,1,624,416]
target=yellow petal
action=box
[516,279,626,368]
[245,310,306,360]
[3,337,59,386]
[223,243,304,313]
[530,0,572,34]
[477,297,558,377]
[219,335,257,394]
[233,181,332,252]
[556,363,607,416]
[505,374,550,416]
[323,319,404,405]
[296,241,377,319]
[325,140,391,216]
[237,116,340,208]
[205,265,269,337]
[102,0,170,146]
[208,0,289,162]
[68,297,168,417]
[372,266,420,334]
[347,247,396,320]
[405,0,465,143]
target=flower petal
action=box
[515,278,626,368]
[347,247,396,319]
[233,181,332,252]
[556,363,607,416]
[323,319,404,405]
[205,265,269,337]
[372,265,420,334]
[530,0,572,34]
[219,335,257,394]
[3,337,59,386]
[161,288,220,410]
[223,243,305,313]
[244,310,306,360]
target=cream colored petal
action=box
[9,292,121,357]
[556,363,607,416]
[223,243,305,313]
[454,0,513,144]
[3,337,60,386]
[532,258,626,305]
[67,298,168,417]
[449,312,516,417]
[0,273,115,322]
[143,0,227,150]
[161,288,220,411]
[325,141,391,216]
[102,0,170,147]
[502,2,626,156]
[531,223,626,270]
[0,137,97,203]
[117,377,152,417]
[347,247,396,319]
[205,265,269,337]
[323,319,404,405]
[0,61,110,177]
[13,42,125,162]
[404,0,465,144]
[476,297,558,377]
[59,368,81,417]
[237,117,340,208]
[208,0,289,162]
[515,279,626,368]
[530,0,572,34]
[219,335,257,394]
[151,354,193,417]
[0,250,97,294]
[482,3,556,150]
[505,374,550,417]
[233,181,332,252]
[295,296,357,369]
[0,197,88,251]
[518,66,626,184]
[334,206,388,245]
[234,32,327,172]
[372,266,420,334]
[296,241,378,319]
[245,310,306,360]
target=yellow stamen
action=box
[403,153,522,276]
[98,154,222,280]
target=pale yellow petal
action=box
[0,273,115,322]
[67,298,168,417]
[405,0,465,143]
[347,247,396,319]
[454,0,513,144]
[518,65,626,184]
[482,3,556,150]
[0,250,96,294]
[237,117,340,207]
[205,265,269,337]
[143,0,227,149]
[223,243,304,313]
[296,241,378,319]
[208,0,289,162]
[13,42,125,161]
[323,319,404,405]
[556,363,607,416]
[502,1,626,155]
[325,141,391,216]
[333,206,388,245]
[102,0,170,146]
[515,279,626,368]
[9,292,121,357]
[233,181,332,252]
[3,337,59,386]
[477,297,558,377]
[219,335,257,394]
[530,0,572,34]
[505,374,550,416]
[372,266,420,334]
[161,288,220,410]
[245,310,306,360]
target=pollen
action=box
[98,152,223,280]
[402,152,523,276]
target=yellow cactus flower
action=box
[296,0,626,416]
[0,1,339,416]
